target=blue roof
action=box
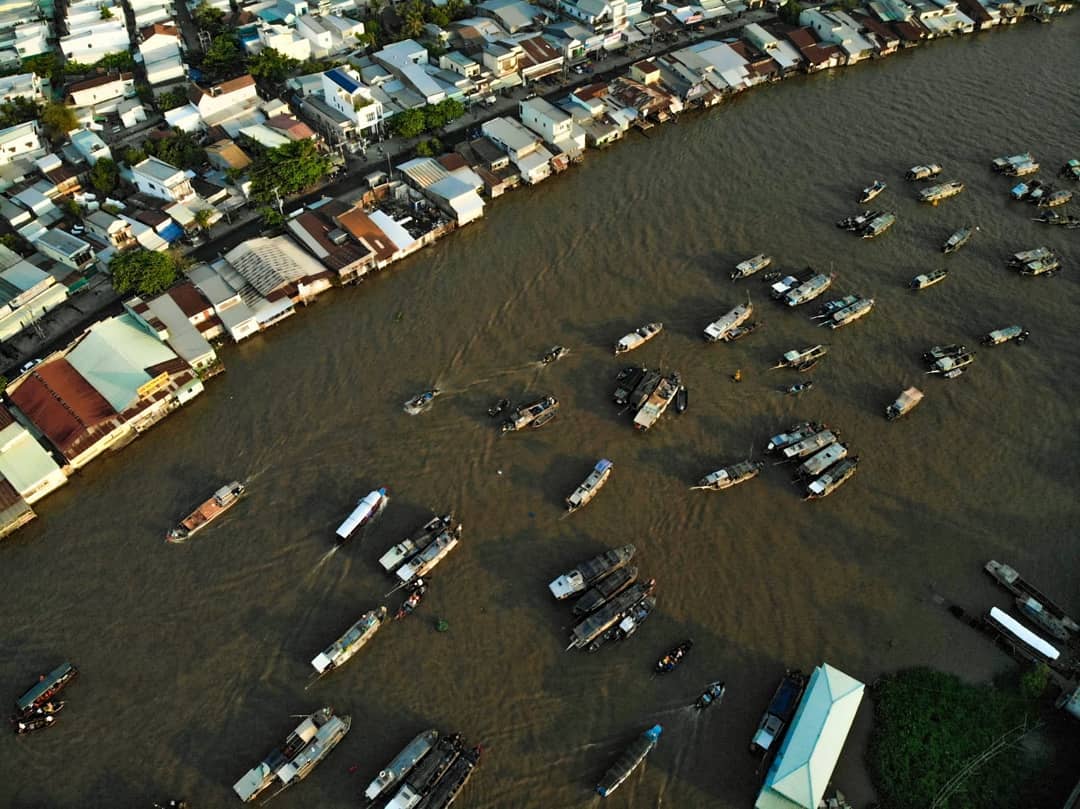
[326,67,361,94]
[159,221,184,243]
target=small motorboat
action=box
[858,179,886,204]
[695,681,726,711]
[910,268,948,290]
[760,270,783,283]
[655,640,693,674]
[540,345,567,364]
[394,584,426,620]
[404,389,440,414]
[675,386,688,414]
[486,398,510,418]
[724,320,762,342]
[786,380,814,396]
[11,700,65,734]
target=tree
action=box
[109,249,184,297]
[248,47,300,84]
[0,97,40,129]
[21,53,61,80]
[424,3,450,26]
[201,34,244,81]
[100,5,114,18]
[41,103,79,143]
[145,128,206,170]
[124,146,148,165]
[444,0,468,20]
[779,0,803,25]
[401,0,426,38]
[415,137,442,157]
[155,88,188,111]
[388,107,427,138]
[249,139,335,208]
[97,51,135,71]
[424,97,464,130]
[193,0,226,34]
[89,157,119,195]
[193,208,214,232]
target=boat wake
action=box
[308,546,339,575]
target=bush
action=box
[109,249,185,297]
[415,137,443,157]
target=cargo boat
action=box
[766,422,823,453]
[795,443,848,479]
[782,430,838,461]
[364,729,439,802]
[804,457,858,500]
[572,566,638,618]
[704,298,753,342]
[926,352,975,377]
[1008,246,1054,266]
[837,210,881,231]
[232,708,351,802]
[310,606,388,676]
[166,481,246,542]
[886,387,923,420]
[335,488,387,543]
[614,323,662,355]
[731,254,772,280]
[772,344,828,373]
[784,273,834,307]
[588,595,657,652]
[596,725,662,798]
[549,544,636,600]
[692,459,763,491]
[422,744,482,809]
[613,366,646,406]
[14,662,78,715]
[992,152,1038,175]
[910,269,948,290]
[379,515,457,574]
[858,179,886,203]
[566,459,613,513]
[1017,256,1061,277]
[822,297,873,329]
[918,181,965,204]
[633,372,680,432]
[923,344,968,363]
[982,326,1029,346]
[501,396,559,432]
[385,733,463,809]
[568,579,657,650]
[811,295,857,319]
[1015,596,1071,642]
[860,212,896,239]
[751,670,807,754]
[942,226,976,254]
[906,163,943,181]
[984,561,1079,633]
[396,528,460,585]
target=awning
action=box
[159,221,184,243]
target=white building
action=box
[33,228,96,270]
[132,157,196,203]
[373,40,448,105]
[0,406,68,505]
[188,74,261,128]
[60,19,130,63]
[0,248,69,342]
[140,23,188,86]
[12,23,51,60]
[519,96,585,158]
[254,22,312,61]
[799,9,876,63]
[0,120,46,167]
[481,116,554,185]
[70,128,112,166]
[742,22,804,73]
[0,72,43,104]
[295,13,364,57]
[321,67,383,135]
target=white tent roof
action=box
[755,663,865,809]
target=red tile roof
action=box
[265,114,316,140]
[189,74,256,104]
[336,208,397,264]
[437,153,468,171]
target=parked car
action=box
[17,358,42,375]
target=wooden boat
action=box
[886,387,923,420]
[655,640,693,673]
[910,269,948,289]
[858,179,886,203]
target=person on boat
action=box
[732,369,742,383]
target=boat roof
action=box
[16,662,75,710]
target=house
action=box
[140,24,187,86]
[478,0,543,33]
[66,72,135,113]
[334,205,410,268]
[295,13,365,57]
[373,40,448,105]
[396,157,486,226]
[908,0,975,36]
[132,157,196,203]
[519,96,585,158]
[125,291,219,371]
[187,262,261,342]
[285,199,377,282]
[0,121,46,167]
[6,314,204,470]
[254,21,312,61]
[481,117,554,185]
[783,26,845,72]
[321,67,384,136]
[799,9,876,63]
[224,235,334,305]
[188,75,261,128]
[0,406,67,507]
[33,228,96,271]
[85,210,138,251]
[558,0,616,28]
[12,22,51,61]
[755,664,864,809]
[69,129,112,166]
[265,114,317,141]
[439,51,484,81]
[206,139,253,172]
[239,124,292,149]
[0,248,69,341]
[742,23,805,73]
[161,281,224,341]
[59,19,129,63]
[514,35,563,82]
[128,0,173,26]
[0,72,44,104]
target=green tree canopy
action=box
[249,139,335,209]
[779,0,803,25]
[388,107,427,138]
[423,97,464,130]
[144,128,206,170]
[201,34,244,81]
[248,47,300,84]
[155,88,188,111]
[0,97,40,129]
[193,0,226,33]
[109,249,185,297]
[41,103,79,143]
[89,157,119,195]
[401,0,426,38]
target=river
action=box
[3,15,1079,808]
